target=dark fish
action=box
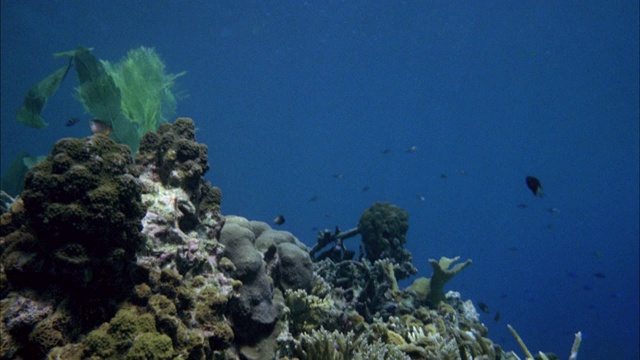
[516,203,527,209]
[362,186,370,192]
[382,148,391,154]
[508,247,519,252]
[440,173,447,179]
[65,117,80,127]
[308,195,319,202]
[525,176,544,197]
[273,215,285,225]
[477,302,490,313]
[593,272,606,279]
[493,311,500,322]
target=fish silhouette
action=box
[65,117,80,127]
[525,176,544,197]
[273,215,285,225]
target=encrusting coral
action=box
[0,117,581,360]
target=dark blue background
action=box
[2,1,638,358]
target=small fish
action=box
[416,194,425,201]
[273,215,285,225]
[440,173,447,179]
[406,145,417,153]
[547,207,560,214]
[508,247,519,252]
[65,117,80,127]
[90,119,112,136]
[308,195,319,202]
[382,148,391,154]
[593,272,606,279]
[583,284,593,291]
[477,302,490,313]
[517,203,528,209]
[332,173,343,179]
[362,186,370,192]
[493,311,500,322]
[525,176,544,197]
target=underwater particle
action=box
[440,173,447,179]
[593,272,606,279]
[382,148,391,154]
[547,207,560,214]
[525,176,544,196]
[361,185,370,192]
[332,173,343,179]
[406,145,417,153]
[65,117,80,127]
[517,203,527,209]
[273,215,285,225]
[90,119,112,135]
[458,169,468,176]
[308,195,319,202]
[416,194,425,201]
[508,247,518,252]
[477,302,490,313]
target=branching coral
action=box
[507,324,582,360]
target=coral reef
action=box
[0,116,581,360]
[408,256,473,308]
[1,134,145,329]
[358,202,417,280]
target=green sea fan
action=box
[102,47,185,139]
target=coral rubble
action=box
[0,117,580,360]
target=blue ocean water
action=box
[1,1,638,358]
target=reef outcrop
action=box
[0,117,580,360]
[358,202,417,280]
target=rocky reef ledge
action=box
[0,118,580,360]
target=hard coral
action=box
[2,134,145,328]
[358,202,417,280]
[136,118,215,203]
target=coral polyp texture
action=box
[0,117,580,360]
